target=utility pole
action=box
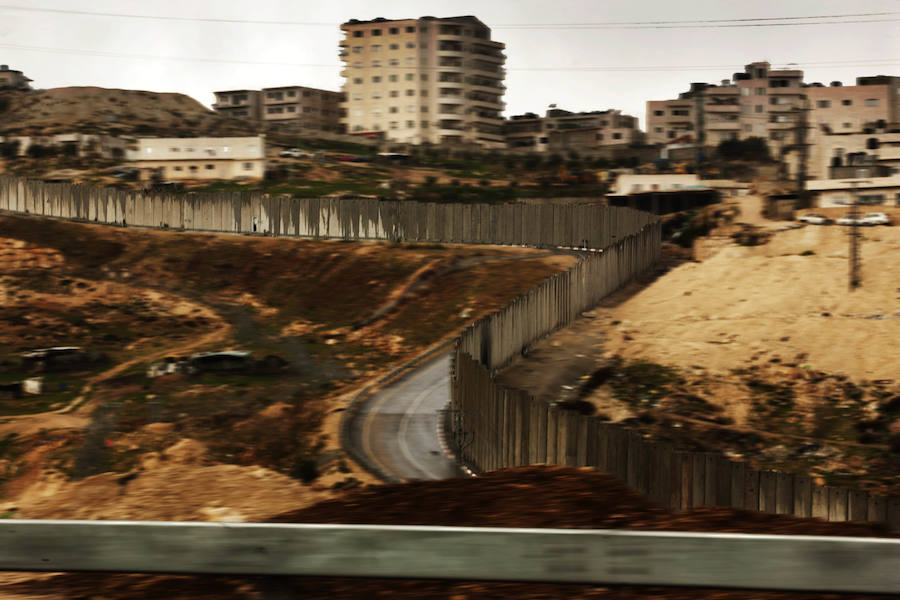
[695,89,706,168]
[794,98,810,209]
[847,181,868,290]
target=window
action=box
[653,110,664,116]
[287,90,296,97]
[595,133,604,140]
[754,105,764,113]
[372,91,381,99]
[389,106,398,113]
[373,76,382,83]
[406,89,415,96]
[671,109,689,116]
[243,162,252,170]
[613,132,622,139]
[406,42,415,48]
[405,73,414,81]
[421,120,429,128]
[865,98,879,106]
[816,100,830,108]
[389,27,399,34]
[205,164,214,170]
[406,57,415,64]
[353,77,363,84]
[389,74,398,82]
[754,87,766,95]
[169,147,180,152]
[405,26,415,33]
[843,122,852,128]
[755,68,766,78]
[667,131,675,139]
[352,46,362,53]
[390,90,399,97]
[189,165,198,172]
[352,93,362,101]
[741,88,751,96]
[421,74,428,81]
[173,166,182,171]
[287,106,296,112]
[389,43,399,50]
[371,44,381,52]
[353,31,363,38]
[421,106,428,112]
[372,60,381,67]
[389,59,399,66]
[407,120,415,128]
[654,127,663,133]
[372,29,382,36]
[389,121,398,129]
[743,124,752,132]
[842,99,852,106]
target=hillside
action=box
[0,87,257,137]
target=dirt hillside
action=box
[0,87,256,136]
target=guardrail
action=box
[1,520,897,593]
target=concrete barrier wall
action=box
[453,353,900,530]
[0,175,654,249]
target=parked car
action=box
[279,148,311,158]
[836,215,864,226]
[797,213,833,225]
[861,212,892,226]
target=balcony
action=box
[705,103,739,112]
[439,112,464,121]
[439,122,465,132]
[769,87,804,95]
[438,90,464,101]
[706,120,740,130]
[470,48,505,63]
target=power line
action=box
[0,4,898,29]
[1,42,898,73]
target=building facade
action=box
[212,90,262,121]
[339,16,506,147]
[212,87,343,133]
[647,62,805,155]
[128,136,266,182]
[0,65,32,90]
[505,108,643,152]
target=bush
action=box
[717,137,771,161]
[0,140,20,159]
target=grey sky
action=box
[1,0,898,127]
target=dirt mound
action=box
[0,87,256,137]
[0,466,890,599]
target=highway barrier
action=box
[1,520,897,593]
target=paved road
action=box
[354,354,463,481]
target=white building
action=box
[807,175,900,207]
[128,136,266,182]
[612,173,705,195]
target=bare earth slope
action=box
[0,87,256,136]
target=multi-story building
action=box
[212,86,343,133]
[647,62,805,155]
[339,15,506,147]
[128,136,266,182]
[806,76,900,136]
[260,86,343,132]
[504,108,643,152]
[212,90,262,122]
[0,64,32,90]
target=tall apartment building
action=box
[0,64,32,90]
[339,16,506,147]
[806,76,900,136]
[646,61,805,156]
[504,108,643,152]
[212,86,343,133]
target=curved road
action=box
[353,354,463,481]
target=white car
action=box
[797,213,833,225]
[279,148,310,158]
[861,212,892,226]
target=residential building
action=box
[807,131,900,180]
[505,108,643,152]
[212,90,262,122]
[260,86,344,132]
[339,15,506,147]
[611,173,704,195]
[646,61,805,155]
[806,175,900,207]
[128,136,266,182]
[212,86,343,133]
[806,76,900,137]
[0,65,32,90]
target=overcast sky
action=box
[2,0,898,127]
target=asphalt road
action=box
[355,354,464,481]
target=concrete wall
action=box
[453,352,899,531]
[0,175,653,248]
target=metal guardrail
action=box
[1,520,897,593]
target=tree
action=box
[717,137,770,161]
[0,140,20,159]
